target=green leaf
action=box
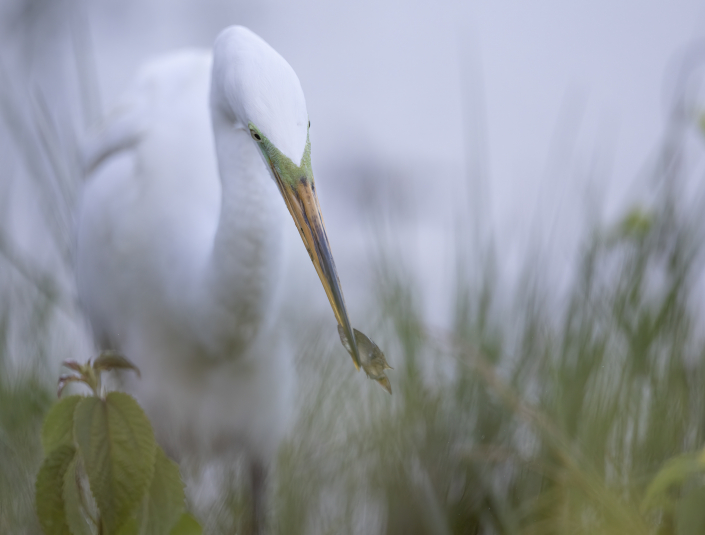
[139,446,186,535]
[63,455,94,535]
[114,447,188,535]
[74,392,157,535]
[642,453,703,512]
[35,444,75,535]
[169,512,203,535]
[41,395,82,455]
[115,517,139,535]
[93,352,141,377]
[677,487,705,535]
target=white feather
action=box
[76,26,309,463]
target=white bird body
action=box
[76,31,306,464]
[76,29,391,529]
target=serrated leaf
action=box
[169,513,203,535]
[62,359,83,373]
[118,447,187,535]
[93,352,141,377]
[139,446,186,535]
[642,453,702,512]
[676,487,705,535]
[63,455,93,535]
[115,517,139,535]
[58,376,86,398]
[74,392,157,535]
[35,444,75,535]
[41,395,82,455]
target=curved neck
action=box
[204,111,284,350]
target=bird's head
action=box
[211,26,361,369]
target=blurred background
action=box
[3,0,705,533]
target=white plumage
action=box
[76,29,338,528]
[75,26,391,530]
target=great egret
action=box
[76,25,389,531]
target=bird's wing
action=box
[82,101,146,176]
[77,50,216,345]
[81,49,212,176]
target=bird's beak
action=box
[273,173,361,370]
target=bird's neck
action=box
[205,115,285,351]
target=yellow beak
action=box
[274,173,361,370]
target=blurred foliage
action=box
[0,357,53,533]
[35,388,200,535]
[3,74,705,535]
[263,180,705,535]
[3,3,705,533]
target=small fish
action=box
[337,325,393,394]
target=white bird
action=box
[76,26,365,531]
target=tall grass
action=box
[263,144,705,533]
[2,6,705,534]
[9,182,704,533]
[0,5,89,532]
